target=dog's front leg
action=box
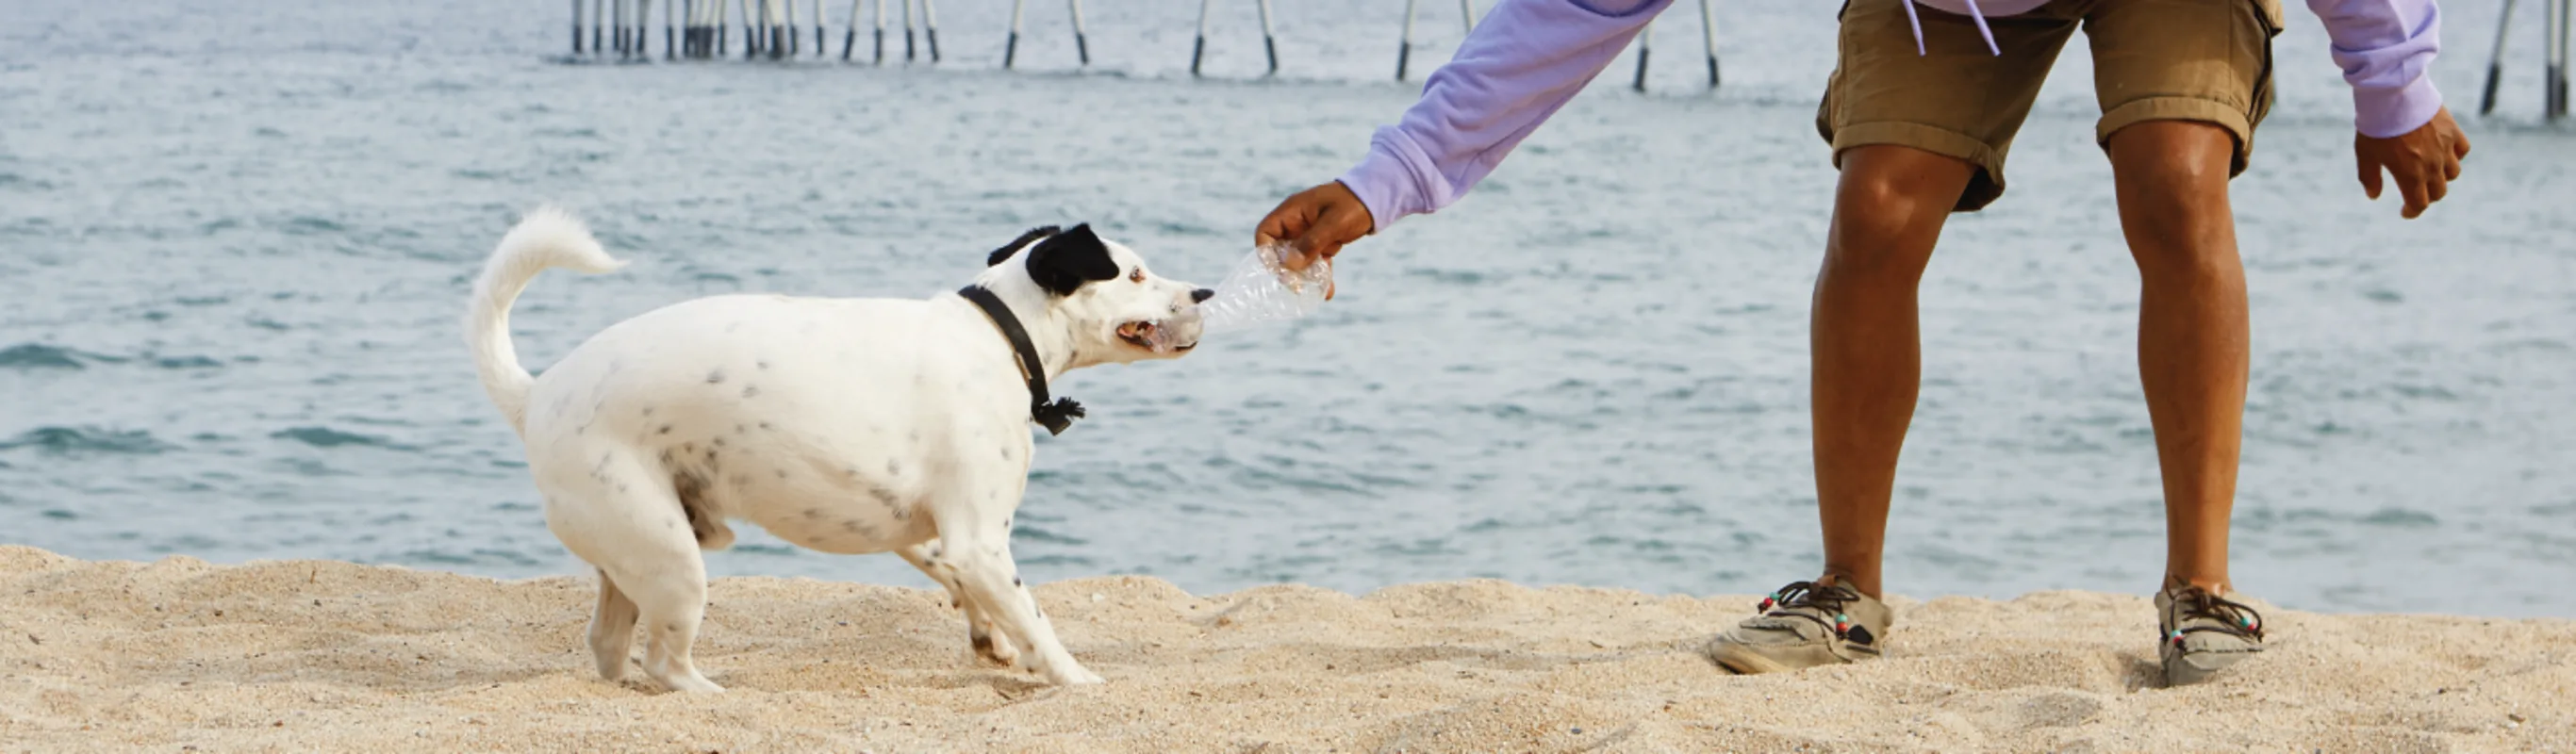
[929,530,1102,686]
[897,541,1018,667]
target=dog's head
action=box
[981,224,1211,367]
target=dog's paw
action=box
[1049,666,1107,686]
[970,628,1022,667]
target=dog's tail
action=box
[466,206,625,434]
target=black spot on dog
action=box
[756,360,770,370]
[1003,517,1012,530]
[758,421,774,431]
[1022,224,1119,297]
[741,385,761,399]
[674,471,726,547]
[711,437,727,449]
[616,483,629,493]
[658,425,672,434]
[909,430,921,444]
[885,459,902,476]
[641,407,654,417]
[730,473,751,487]
[987,225,1063,267]
[775,469,790,480]
[867,485,900,507]
[1012,576,1022,587]
[971,632,995,654]
[667,622,680,632]
[1000,447,1015,461]
[929,545,943,559]
[706,369,726,385]
[804,508,824,519]
[734,423,747,435]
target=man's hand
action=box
[2354,107,2469,220]
[1255,181,1376,274]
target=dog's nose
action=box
[1191,288,1214,303]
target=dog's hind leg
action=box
[614,555,723,693]
[898,541,1018,667]
[544,451,727,693]
[588,568,640,680]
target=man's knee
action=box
[2106,121,2235,217]
[1825,146,1973,285]
[2106,123,2243,284]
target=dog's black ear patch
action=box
[987,225,1063,267]
[1023,223,1119,297]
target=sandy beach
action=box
[0,545,2567,753]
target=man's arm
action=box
[1257,0,1671,264]
[1338,0,1672,230]
[2309,0,2469,219]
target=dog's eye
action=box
[1129,268,1145,284]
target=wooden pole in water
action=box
[573,0,586,54]
[747,0,763,58]
[2485,0,2520,115]
[1258,0,1280,75]
[1698,0,1720,90]
[785,0,800,57]
[844,0,862,59]
[775,0,791,59]
[1631,16,1649,92]
[875,0,888,63]
[1396,0,1417,80]
[1191,0,1214,77]
[616,0,629,57]
[2548,0,2563,119]
[666,0,677,58]
[923,0,942,62]
[595,0,605,56]
[1005,0,1026,68]
[1460,0,1476,33]
[813,0,825,57]
[2554,0,2572,120]
[903,0,916,62]
[1069,0,1091,66]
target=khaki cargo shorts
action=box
[1816,0,2286,212]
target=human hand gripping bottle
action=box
[1132,242,1329,352]
[1192,241,1332,334]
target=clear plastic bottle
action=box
[1193,242,1332,334]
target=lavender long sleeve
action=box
[1334,0,1673,232]
[1339,0,2446,232]
[2304,0,2445,138]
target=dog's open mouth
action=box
[1118,320,1196,352]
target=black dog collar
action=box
[958,285,1085,435]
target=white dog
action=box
[465,208,1207,692]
